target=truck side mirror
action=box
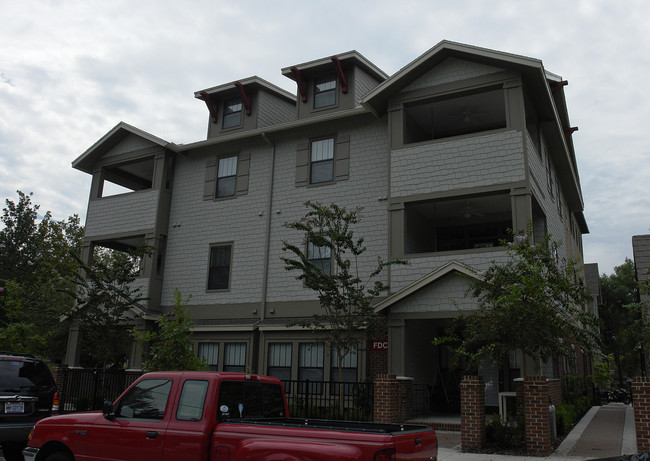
[102,400,115,420]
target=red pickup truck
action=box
[23,371,437,461]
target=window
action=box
[116,379,172,420]
[222,98,243,129]
[298,343,324,394]
[224,343,247,372]
[176,380,208,421]
[314,75,337,109]
[307,241,331,275]
[267,343,292,383]
[217,380,286,421]
[404,88,506,144]
[310,138,334,184]
[216,156,238,198]
[198,343,219,371]
[207,244,232,290]
[330,347,357,395]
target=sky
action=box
[1,0,648,275]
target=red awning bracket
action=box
[234,82,252,116]
[331,56,348,93]
[551,80,568,95]
[290,66,308,103]
[199,91,218,124]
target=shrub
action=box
[485,416,524,449]
[555,403,578,436]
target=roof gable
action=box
[72,122,172,174]
[374,261,479,314]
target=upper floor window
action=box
[314,75,337,109]
[217,156,238,198]
[207,243,232,290]
[222,98,243,129]
[310,138,335,184]
[307,241,331,275]
[404,87,506,144]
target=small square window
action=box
[208,244,232,290]
[223,98,243,129]
[314,75,336,109]
[310,138,334,184]
[216,156,238,198]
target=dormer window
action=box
[314,75,337,109]
[222,98,243,129]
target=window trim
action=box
[206,242,233,292]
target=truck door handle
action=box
[146,431,158,439]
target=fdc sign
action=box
[371,340,388,351]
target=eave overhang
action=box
[281,50,388,84]
[194,76,296,104]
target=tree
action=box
[131,289,208,372]
[438,231,599,375]
[0,191,83,359]
[599,258,646,381]
[70,246,150,369]
[282,201,405,412]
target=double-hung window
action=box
[310,138,334,184]
[330,346,358,395]
[216,156,238,198]
[267,343,292,384]
[307,241,331,275]
[222,98,243,129]
[298,343,324,394]
[314,75,337,109]
[224,343,247,372]
[198,343,219,371]
[207,244,232,290]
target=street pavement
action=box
[437,403,641,461]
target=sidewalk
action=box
[437,403,638,461]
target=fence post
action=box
[633,377,650,453]
[304,379,310,419]
[460,375,485,452]
[524,376,552,456]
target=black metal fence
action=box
[60,368,141,413]
[281,379,374,421]
[58,370,374,422]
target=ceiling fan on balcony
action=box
[460,201,485,219]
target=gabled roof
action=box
[195,75,295,104]
[362,40,546,116]
[72,122,174,174]
[281,50,388,83]
[374,261,479,313]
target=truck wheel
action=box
[44,452,73,461]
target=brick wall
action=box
[373,374,413,423]
[524,376,552,455]
[633,377,650,453]
[367,314,388,380]
[460,375,485,451]
[548,378,563,406]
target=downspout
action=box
[260,133,276,323]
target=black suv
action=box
[0,353,58,461]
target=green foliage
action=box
[71,246,151,369]
[282,202,405,378]
[485,416,524,449]
[437,230,598,374]
[0,191,83,360]
[132,289,208,372]
[563,375,595,416]
[555,403,578,436]
[599,258,646,380]
[593,358,614,389]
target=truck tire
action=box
[44,452,73,461]
[1,442,26,461]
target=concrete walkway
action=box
[437,403,639,461]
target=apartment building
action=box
[633,234,650,375]
[65,41,589,409]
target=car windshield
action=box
[0,359,54,392]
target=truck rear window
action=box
[217,381,285,421]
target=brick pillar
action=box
[373,374,413,423]
[632,377,650,453]
[524,376,552,455]
[461,375,485,452]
